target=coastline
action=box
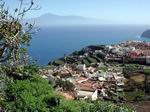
[28,25,150,65]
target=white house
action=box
[76,89,98,101]
[76,64,86,71]
[114,75,125,86]
[100,88,107,97]
[98,77,106,82]
[105,45,113,52]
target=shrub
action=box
[51,100,88,112]
[53,60,65,66]
[144,68,150,76]
[0,64,39,80]
[96,66,108,72]
[80,101,134,112]
[86,57,98,63]
[123,64,143,78]
[55,79,75,91]
[82,59,90,66]
[4,76,54,112]
[124,90,145,101]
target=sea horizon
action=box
[28,25,150,65]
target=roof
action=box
[98,77,106,81]
[76,80,102,91]
[76,90,94,97]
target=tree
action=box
[0,0,40,65]
[4,76,55,112]
[144,69,150,76]
[7,63,39,79]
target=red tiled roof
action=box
[76,80,102,91]
[129,51,141,58]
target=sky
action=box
[4,0,150,24]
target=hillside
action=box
[23,13,112,26]
[141,29,150,38]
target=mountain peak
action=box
[40,13,59,17]
[24,13,112,26]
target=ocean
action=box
[28,25,150,65]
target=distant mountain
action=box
[23,13,112,26]
[141,29,150,38]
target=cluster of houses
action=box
[41,63,125,101]
[42,41,150,101]
[105,41,150,65]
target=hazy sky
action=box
[4,0,150,24]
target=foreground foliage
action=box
[0,0,40,64]
[0,65,135,112]
[51,100,134,112]
[4,76,54,112]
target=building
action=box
[76,64,86,71]
[76,89,98,101]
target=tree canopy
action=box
[0,0,40,65]
[0,1,135,112]
[4,76,55,112]
[144,68,150,76]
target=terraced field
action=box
[51,53,104,66]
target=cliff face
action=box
[141,29,150,38]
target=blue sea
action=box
[28,25,150,65]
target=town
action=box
[41,41,150,102]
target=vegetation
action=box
[0,0,40,65]
[82,101,134,112]
[82,59,90,66]
[144,68,150,76]
[124,90,145,101]
[53,60,65,66]
[97,52,106,59]
[50,45,107,67]
[90,54,101,62]
[0,56,134,111]
[123,64,143,78]
[96,66,108,72]
[86,56,97,63]
[123,64,150,94]
[72,50,85,56]
[55,79,75,91]
[51,100,88,112]
[144,68,150,93]
[0,64,134,112]
[3,76,55,112]
[51,100,134,112]
[0,0,135,112]
[1,63,38,80]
